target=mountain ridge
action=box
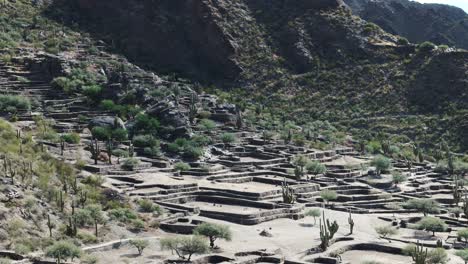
[344,0,468,49]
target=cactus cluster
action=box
[411,241,428,264]
[281,178,295,204]
[89,139,100,165]
[319,211,339,251]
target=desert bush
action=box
[46,240,81,264]
[0,95,31,112]
[305,208,321,225]
[456,249,468,264]
[138,199,162,215]
[122,158,140,171]
[77,232,98,244]
[133,134,159,148]
[160,236,209,261]
[198,119,216,131]
[61,133,80,144]
[416,217,447,236]
[306,161,327,178]
[320,190,337,205]
[193,223,232,249]
[131,219,145,232]
[418,41,436,52]
[397,37,409,45]
[108,208,137,223]
[129,239,149,255]
[371,155,391,175]
[174,162,191,172]
[404,199,440,216]
[220,133,236,144]
[375,225,398,241]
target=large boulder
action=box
[89,116,126,130]
[147,101,192,138]
[147,101,188,128]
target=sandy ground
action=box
[88,208,464,263]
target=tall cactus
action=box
[348,212,354,235]
[411,241,428,264]
[281,178,295,204]
[90,139,100,165]
[453,175,461,206]
[189,92,198,125]
[235,105,243,129]
[319,211,339,251]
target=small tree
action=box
[456,249,468,264]
[193,223,232,249]
[129,239,149,255]
[392,171,407,186]
[305,208,321,225]
[86,204,106,237]
[320,189,337,205]
[375,225,398,242]
[371,155,391,175]
[46,241,81,264]
[458,228,468,245]
[306,161,327,179]
[416,217,447,236]
[404,199,440,216]
[161,236,209,261]
[293,155,310,179]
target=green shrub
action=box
[320,190,337,205]
[129,239,149,255]
[143,146,160,157]
[455,249,468,263]
[46,240,81,264]
[80,254,98,264]
[363,22,380,34]
[220,133,236,144]
[82,85,102,102]
[0,95,31,112]
[198,119,216,131]
[418,41,436,52]
[61,133,80,144]
[397,37,409,45]
[91,127,110,141]
[131,219,145,232]
[416,217,447,236]
[371,155,391,175]
[193,223,232,249]
[77,232,98,244]
[138,199,162,214]
[160,236,209,261]
[122,158,140,171]
[174,162,191,172]
[182,146,204,159]
[134,113,160,135]
[133,134,159,148]
[191,134,212,147]
[108,208,137,223]
[404,199,440,216]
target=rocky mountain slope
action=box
[45,0,468,151]
[344,0,468,49]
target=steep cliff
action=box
[345,0,468,49]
